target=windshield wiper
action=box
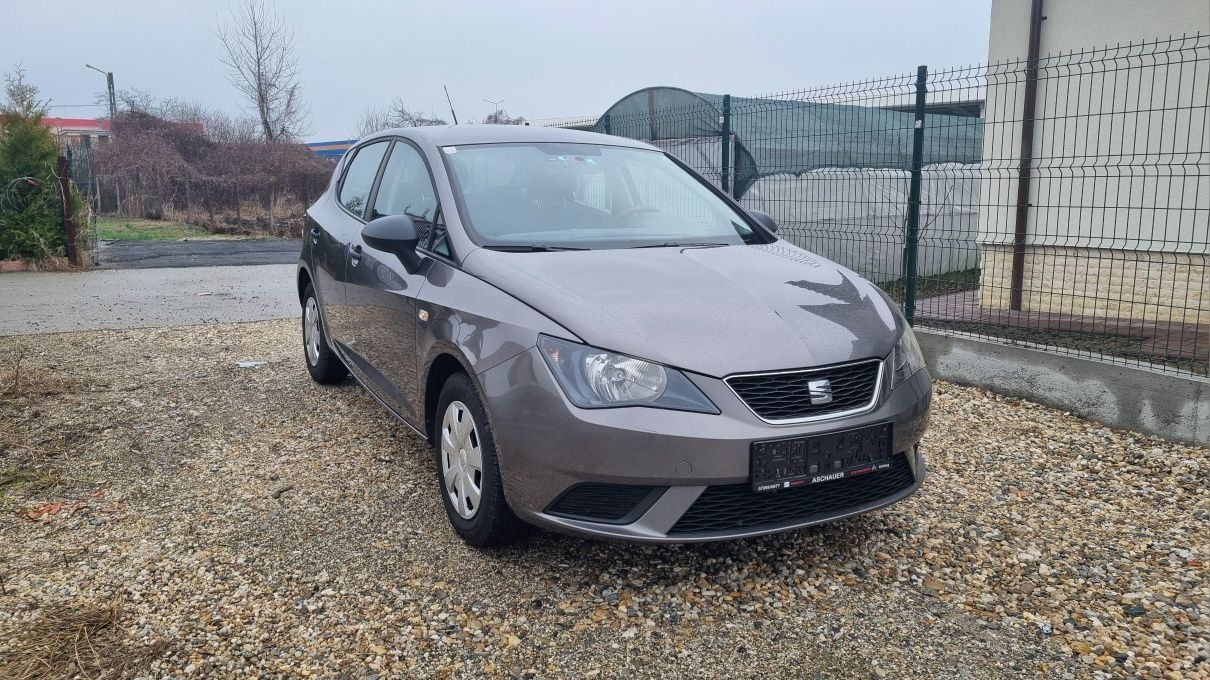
[628,242,729,249]
[483,244,589,252]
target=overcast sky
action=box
[5,0,992,141]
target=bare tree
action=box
[483,108,526,125]
[2,65,49,118]
[99,86,156,114]
[356,98,446,137]
[216,0,307,142]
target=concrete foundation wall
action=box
[917,330,1210,446]
[979,245,1210,324]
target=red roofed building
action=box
[39,117,205,146]
[40,117,112,146]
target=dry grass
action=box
[0,353,79,508]
[0,594,166,680]
[9,250,96,272]
[0,353,77,403]
[0,465,62,494]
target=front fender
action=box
[414,259,578,439]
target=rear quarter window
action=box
[338,141,390,216]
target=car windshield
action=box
[442,142,762,250]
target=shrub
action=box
[0,67,75,262]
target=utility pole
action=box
[482,97,504,121]
[85,63,117,129]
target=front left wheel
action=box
[301,283,348,385]
[434,372,527,547]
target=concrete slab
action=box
[0,264,298,335]
[918,330,1210,446]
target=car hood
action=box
[462,243,903,377]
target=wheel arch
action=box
[296,265,313,305]
[422,343,482,441]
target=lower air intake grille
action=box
[668,453,915,536]
[546,483,665,524]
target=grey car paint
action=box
[297,125,931,543]
[461,242,901,377]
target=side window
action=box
[372,142,440,242]
[338,141,390,216]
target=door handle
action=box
[349,244,363,266]
[309,227,321,241]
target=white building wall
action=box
[979,0,1209,323]
[989,0,1209,61]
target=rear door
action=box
[316,139,390,347]
[343,138,442,423]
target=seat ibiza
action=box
[297,125,930,546]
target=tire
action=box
[434,372,527,547]
[301,283,348,385]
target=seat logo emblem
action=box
[808,379,833,405]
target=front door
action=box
[343,139,441,424]
[318,139,390,346]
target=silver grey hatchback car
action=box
[297,125,930,546]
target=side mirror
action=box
[749,209,778,233]
[363,213,422,271]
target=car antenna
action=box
[444,85,459,125]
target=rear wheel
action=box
[434,372,527,547]
[302,283,348,385]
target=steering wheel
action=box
[607,205,660,227]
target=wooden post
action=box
[205,179,215,228]
[268,188,276,233]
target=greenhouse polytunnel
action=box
[588,86,985,282]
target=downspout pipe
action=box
[1010,0,1044,311]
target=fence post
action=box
[57,155,79,266]
[601,113,611,136]
[903,65,928,326]
[720,94,732,196]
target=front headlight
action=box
[889,326,926,388]
[538,335,718,413]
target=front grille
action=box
[668,453,915,536]
[726,359,882,422]
[546,483,665,524]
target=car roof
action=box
[363,124,660,151]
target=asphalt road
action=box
[0,264,297,335]
[98,238,303,269]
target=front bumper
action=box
[477,347,931,543]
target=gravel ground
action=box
[0,320,1206,679]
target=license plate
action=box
[750,423,893,493]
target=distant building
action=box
[306,139,355,159]
[41,117,111,146]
